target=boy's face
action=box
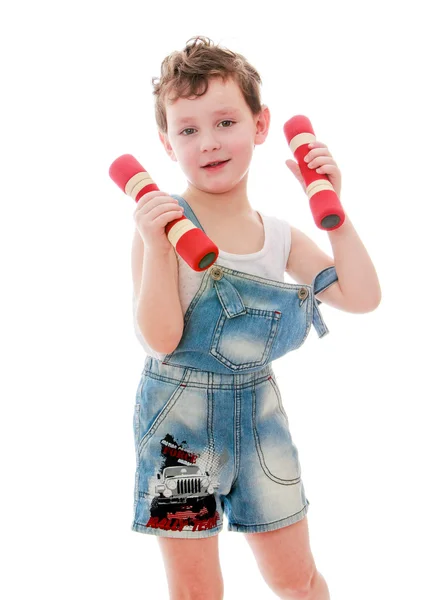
[159,76,269,195]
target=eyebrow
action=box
[174,107,240,125]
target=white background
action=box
[1,1,441,598]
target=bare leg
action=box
[157,535,224,600]
[244,517,331,600]
[303,569,330,600]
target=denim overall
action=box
[132,195,339,538]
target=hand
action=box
[133,191,185,253]
[285,141,342,199]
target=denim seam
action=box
[228,503,309,530]
[214,282,232,317]
[182,273,211,327]
[137,369,191,458]
[134,403,141,446]
[208,265,315,290]
[295,305,314,347]
[135,374,148,407]
[268,377,289,423]
[207,373,215,475]
[313,297,328,333]
[143,368,275,391]
[162,272,211,362]
[315,280,338,295]
[210,312,281,370]
[313,267,339,295]
[209,310,225,353]
[133,404,141,517]
[214,279,246,318]
[231,384,241,489]
[209,264,335,292]
[132,522,224,537]
[252,382,301,486]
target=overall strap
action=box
[310,266,339,338]
[171,194,205,232]
[313,265,339,299]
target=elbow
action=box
[139,325,183,355]
[153,337,182,355]
[341,282,382,313]
[347,293,382,314]
[136,309,184,355]
[367,289,382,312]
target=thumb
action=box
[285,159,306,190]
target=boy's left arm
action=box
[285,140,382,313]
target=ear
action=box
[254,105,270,146]
[158,130,177,162]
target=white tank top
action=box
[132,209,292,360]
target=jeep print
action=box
[145,433,225,533]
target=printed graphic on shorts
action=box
[145,433,228,533]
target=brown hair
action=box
[151,36,263,134]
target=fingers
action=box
[306,156,337,171]
[304,143,336,172]
[147,202,184,224]
[133,191,185,250]
[307,141,328,151]
[133,191,180,218]
[136,190,170,207]
[312,164,340,175]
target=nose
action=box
[199,131,221,153]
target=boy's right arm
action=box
[132,228,184,354]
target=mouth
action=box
[202,159,230,170]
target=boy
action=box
[131,35,381,600]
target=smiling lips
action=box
[202,159,230,169]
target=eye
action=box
[180,120,235,136]
[219,120,235,128]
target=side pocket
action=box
[268,376,289,424]
[133,370,147,451]
[137,371,191,458]
[252,379,300,484]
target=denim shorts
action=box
[132,357,309,538]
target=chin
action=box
[184,163,249,194]
[203,181,242,195]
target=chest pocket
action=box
[209,271,281,371]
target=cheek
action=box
[174,143,195,166]
[233,127,255,152]
[233,138,254,163]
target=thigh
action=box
[157,535,223,600]
[244,516,316,591]
[133,370,225,537]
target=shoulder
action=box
[259,211,292,253]
[259,211,291,236]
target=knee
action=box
[270,566,317,599]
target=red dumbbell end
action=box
[109,154,158,200]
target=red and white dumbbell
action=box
[109,154,219,271]
[284,115,345,230]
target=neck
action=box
[181,179,253,219]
